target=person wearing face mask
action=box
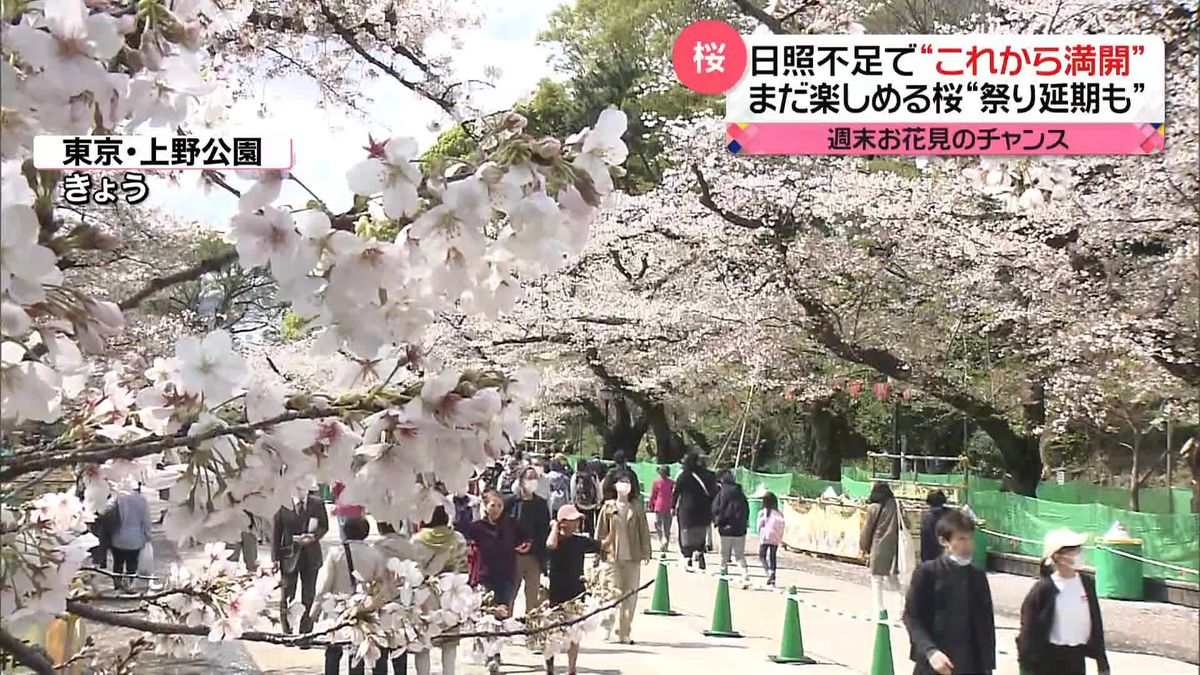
[505,467,552,616]
[596,476,652,645]
[902,509,995,675]
[1016,529,1110,675]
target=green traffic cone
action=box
[644,554,681,616]
[702,575,743,638]
[870,609,895,675]
[768,587,814,664]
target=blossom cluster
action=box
[0,0,629,663]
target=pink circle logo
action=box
[671,21,747,95]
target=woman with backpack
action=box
[571,460,602,536]
[311,516,386,675]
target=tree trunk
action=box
[809,403,842,481]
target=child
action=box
[545,505,603,675]
[647,465,675,552]
[756,491,785,586]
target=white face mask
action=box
[523,479,539,493]
[1059,552,1083,569]
[947,552,973,567]
[615,482,631,497]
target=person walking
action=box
[496,456,523,498]
[596,475,652,645]
[696,456,717,553]
[90,494,120,570]
[756,491,786,586]
[311,516,387,675]
[227,510,260,569]
[1016,529,1110,675]
[544,505,603,675]
[374,522,413,675]
[571,460,603,536]
[464,491,528,675]
[711,471,751,585]
[647,465,675,552]
[272,489,329,634]
[902,509,996,675]
[505,467,552,616]
[919,490,951,563]
[109,485,152,591]
[331,481,365,539]
[860,481,900,615]
[603,451,641,495]
[407,506,468,675]
[546,461,572,518]
[673,453,714,571]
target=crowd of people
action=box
[80,454,1113,675]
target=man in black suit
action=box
[272,489,328,634]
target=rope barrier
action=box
[662,555,1022,660]
[1092,545,1200,577]
[980,527,1200,576]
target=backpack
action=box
[574,474,597,507]
[98,500,121,541]
[547,472,569,513]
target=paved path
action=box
[77,502,1199,674]
[243,550,1197,674]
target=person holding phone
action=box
[544,505,603,675]
[272,488,329,634]
[505,468,552,616]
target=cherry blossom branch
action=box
[0,409,340,482]
[117,249,238,310]
[730,0,790,34]
[315,0,456,116]
[65,579,653,648]
[444,577,654,639]
[0,624,55,675]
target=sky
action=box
[149,0,567,226]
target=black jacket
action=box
[1017,574,1109,673]
[272,494,329,574]
[919,506,950,562]
[673,469,715,529]
[711,479,749,537]
[504,493,551,563]
[903,555,996,675]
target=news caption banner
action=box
[32,136,294,205]
[671,22,1165,156]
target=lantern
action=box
[873,382,890,400]
[847,380,863,397]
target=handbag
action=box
[137,542,155,577]
[467,541,481,586]
[896,502,915,582]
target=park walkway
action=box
[79,497,1199,674]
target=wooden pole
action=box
[1166,416,1174,513]
[734,385,755,469]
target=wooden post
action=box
[1166,417,1173,513]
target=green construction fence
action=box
[967,490,1199,583]
[554,455,1196,583]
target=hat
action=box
[1042,528,1088,562]
[556,504,584,521]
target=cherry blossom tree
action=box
[0,0,632,671]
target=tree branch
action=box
[729,0,790,34]
[0,625,55,675]
[0,408,343,482]
[315,1,456,116]
[691,164,772,230]
[118,250,239,310]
